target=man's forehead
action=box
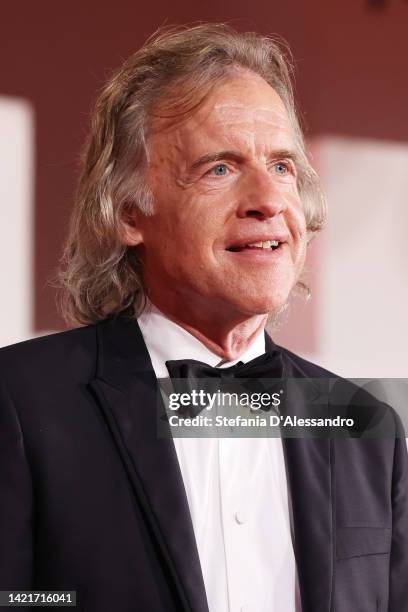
[192,85,287,128]
[210,80,288,120]
[206,99,290,127]
[150,71,288,129]
[147,73,296,165]
[185,101,294,150]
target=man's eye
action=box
[273,161,290,174]
[209,163,228,176]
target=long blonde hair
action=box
[58,23,326,325]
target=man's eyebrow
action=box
[190,148,300,171]
[190,150,242,170]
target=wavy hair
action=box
[57,23,326,325]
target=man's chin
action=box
[227,294,290,319]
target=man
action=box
[0,23,407,612]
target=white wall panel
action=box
[0,96,35,348]
[303,136,408,378]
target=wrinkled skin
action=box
[123,70,307,359]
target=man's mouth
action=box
[227,240,282,252]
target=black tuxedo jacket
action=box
[0,314,407,612]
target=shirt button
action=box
[234,510,246,525]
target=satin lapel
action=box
[265,334,334,612]
[88,315,209,612]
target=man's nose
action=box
[236,169,287,219]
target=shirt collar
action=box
[137,300,266,379]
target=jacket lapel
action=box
[265,334,334,612]
[88,314,209,612]
[283,437,334,612]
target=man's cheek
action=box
[291,205,307,238]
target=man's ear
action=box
[120,204,144,247]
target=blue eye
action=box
[210,163,228,176]
[274,162,289,174]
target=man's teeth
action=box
[246,240,279,249]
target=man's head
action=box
[59,23,325,326]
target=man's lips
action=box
[223,241,288,262]
[225,235,288,252]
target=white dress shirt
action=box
[138,301,301,612]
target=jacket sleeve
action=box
[388,414,408,611]
[0,377,33,589]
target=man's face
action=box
[129,70,307,319]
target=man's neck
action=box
[146,296,268,362]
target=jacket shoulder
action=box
[0,325,97,386]
[278,345,407,437]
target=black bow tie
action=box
[165,350,284,418]
[165,349,283,381]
